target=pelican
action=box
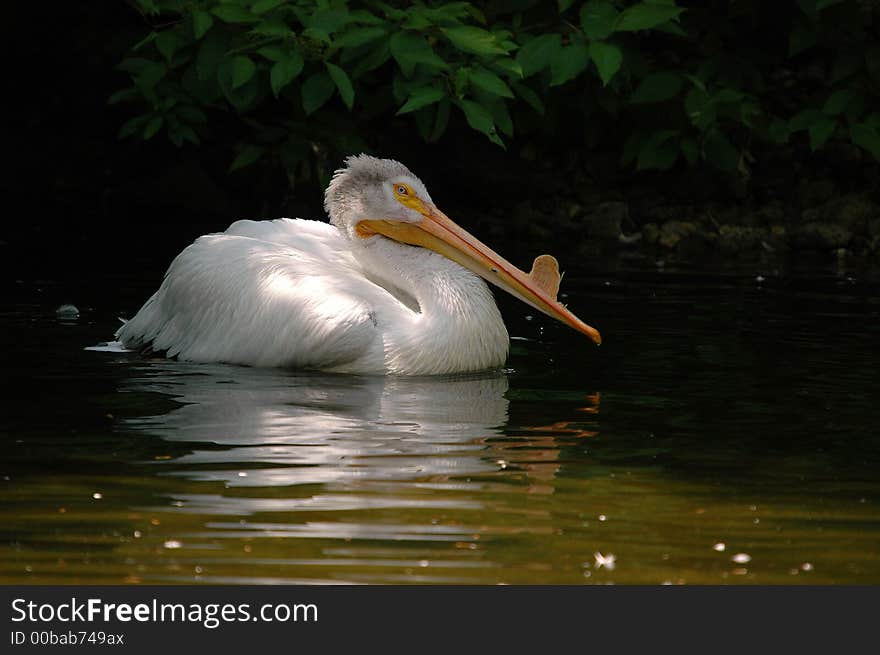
[115,155,601,375]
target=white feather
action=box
[116,217,509,375]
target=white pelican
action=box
[116,155,601,375]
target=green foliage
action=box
[115,0,880,181]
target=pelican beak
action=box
[356,203,602,345]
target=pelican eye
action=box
[395,185,408,196]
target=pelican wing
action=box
[117,219,380,368]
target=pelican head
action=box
[325,154,601,345]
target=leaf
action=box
[621,130,647,166]
[192,10,214,39]
[217,59,259,111]
[789,108,823,132]
[270,51,304,96]
[423,2,473,24]
[615,2,684,32]
[404,7,433,31]
[251,19,295,37]
[352,41,391,78]
[850,123,880,160]
[211,4,257,24]
[389,32,447,76]
[301,70,336,115]
[512,82,545,115]
[789,22,816,56]
[177,125,200,145]
[580,1,618,41]
[176,105,207,124]
[326,63,355,109]
[457,99,503,146]
[822,89,854,115]
[639,142,678,170]
[684,87,711,127]
[229,145,264,171]
[133,61,167,92]
[430,98,451,141]
[809,117,836,151]
[197,29,229,81]
[252,0,286,14]
[550,42,589,86]
[397,87,445,114]
[491,57,523,79]
[712,88,745,105]
[258,46,286,62]
[767,119,790,144]
[230,55,256,89]
[116,57,156,74]
[488,100,514,137]
[441,26,506,55]
[118,115,148,139]
[631,72,682,103]
[334,27,386,48]
[108,88,137,105]
[516,34,562,78]
[142,115,163,140]
[679,137,698,165]
[306,8,351,35]
[636,130,679,170]
[132,32,157,52]
[155,30,181,62]
[469,66,514,98]
[588,41,622,86]
[703,129,739,171]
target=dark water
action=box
[2,258,879,584]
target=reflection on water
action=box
[2,264,880,584]
[126,365,513,487]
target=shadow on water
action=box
[2,262,880,584]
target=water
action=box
[2,260,879,584]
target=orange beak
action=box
[356,202,602,345]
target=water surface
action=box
[2,259,879,584]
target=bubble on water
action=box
[731,553,751,564]
[92,492,103,500]
[163,540,182,549]
[801,562,814,572]
[594,552,616,570]
[194,566,203,574]
[238,471,248,477]
[419,560,429,568]
[713,542,726,552]
[56,304,80,317]
[133,531,142,539]
[598,515,607,522]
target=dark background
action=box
[5,3,879,291]
[5,4,543,285]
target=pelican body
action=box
[116,156,600,375]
